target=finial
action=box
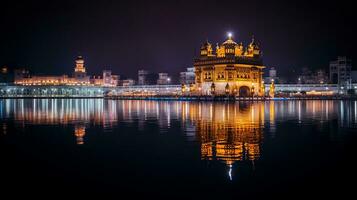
[227,32,233,39]
[252,35,255,42]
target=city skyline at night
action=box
[2,1,357,199]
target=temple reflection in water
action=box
[1,99,356,171]
[74,124,86,145]
[182,102,264,175]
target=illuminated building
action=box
[179,67,195,85]
[193,33,265,96]
[138,70,158,85]
[103,70,119,87]
[72,56,90,85]
[14,56,89,85]
[157,73,171,85]
[91,76,104,86]
[330,56,352,89]
[138,70,149,85]
[13,56,118,87]
[264,67,280,84]
[121,79,135,86]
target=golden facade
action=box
[193,34,265,96]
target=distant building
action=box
[14,56,91,85]
[297,67,328,84]
[138,69,157,85]
[0,66,13,84]
[298,67,314,84]
[316,69,329,84]
[157,73,171,85]
[351,71,357,83]
[138,70,149,85]
[111,75,120,86]
[264,67,279,84]
[121,79,135,86]
[329,56,352,85]
[13,57,119,87]
[103,70,112,86]
[90,76,104,86]
[14,69,31,84]
[102,70,119,87]
[72,56,90,85]
[180,67,195,85]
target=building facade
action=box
[120,79,135,86]
[180,67,195,85]
[193,35,265,96]
[264,67,279,84]
[138,70,149,85]
[138,69,157,85]
[298,68,329,84]
[15,56,90,85]
[330,56,352,85]
[72,56,90,85]
[14,56,118,87]
[157,73,171,85]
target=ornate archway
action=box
[239,86,250,97]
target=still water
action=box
[1,99,357,198]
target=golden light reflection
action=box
[74,125,86,145]
[1,99,356,171]
[2,99,356,130]
[186,102,264,166]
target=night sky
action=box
[1,0,355,79]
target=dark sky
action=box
[1,0,355,79]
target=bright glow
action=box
[227,32,232,38]
[228,165,232,181]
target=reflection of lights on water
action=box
[74,125,86,145]
[355,101,357,124]
[2,123,7,135]
[228,165,233,181]
[2,99,357,181]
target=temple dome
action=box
[222,38,237,45]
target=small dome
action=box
[223,33,237,45]
[76,56,84,63]
[222,38,237,45]
[201,40,212,49]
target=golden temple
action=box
[193,33,265,96]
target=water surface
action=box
[1,99,356,198]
